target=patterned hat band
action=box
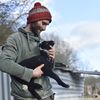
[29,8,49,15]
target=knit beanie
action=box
[27,2,52,24]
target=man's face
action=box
[31,20,50,36]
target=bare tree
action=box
[41,32,78,69]
[0,0,34,44]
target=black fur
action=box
[13,40,69,100]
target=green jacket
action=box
[0,28,53,99]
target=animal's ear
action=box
[39,41,47,49]
[39,40,55,50]
[49,40,55,46]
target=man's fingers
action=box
[49,45,53,48]
[38,64,44,69]
[38,64,44,75]
[32,64,44,78]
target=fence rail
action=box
[0,69,84,100]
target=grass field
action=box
[84,97,100,100]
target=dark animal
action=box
[13,40,69,100]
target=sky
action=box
[36,0,100,71]
[1,0,100,71]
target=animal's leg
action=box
[49,72,69,88]
[28,88,41,100]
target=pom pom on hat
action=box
[34,2,41,7]
[27,2,52,24]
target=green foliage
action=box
[84,76,100,85]
[84,76,100,96]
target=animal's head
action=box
[39,40,55,56]
[39,40,54,50]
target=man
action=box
[0,2,55,100]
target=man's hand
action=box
[32,64,44,78]
[48,45,55,59]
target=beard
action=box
[30,23,40,37]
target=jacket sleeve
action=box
[0,34,33,82]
